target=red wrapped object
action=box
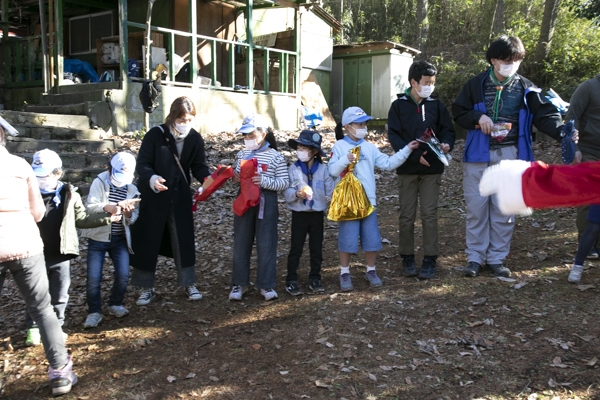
[232,158,260,216]
[194,165,233,202]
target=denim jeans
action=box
[0,253,67,369]
[25,260,70,328]
[86,235,130,314]
[231,190,278,290]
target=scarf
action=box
[294,159,320,208]
[40,181,65,207]
[489,67,514,122]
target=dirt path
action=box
[1,133,599,399]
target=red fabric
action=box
[522,160,600,209]
[232,158,260,216]
[194,165,233,202]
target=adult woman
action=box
[0,118,77,396]
[130,96,210,305]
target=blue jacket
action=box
[452,70,563,163]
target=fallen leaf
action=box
[186,373,196,379]
[368,373,377,381]
[576,285,595,291]
[586,357,598,367]
[573,334,596,342]
[252,344,261,350]
[513,282,529,290]
[551,357,567,368]
[405,377,412,385]
[209,376,219,381]
[379,366,393,371]
[459,352,473,357]
[279,370,289,375]
[167,375,176,383]
[497,277,517,282]
[123,369,143,375]
[315,380,330,388]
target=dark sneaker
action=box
[464,261,482,277]
[402,256,417,277]
[340,273,354,291]
[48,355,77,396]
[285,282,303,296]
[309,279,325,292]
[417,258,437,279]
[488,263,511,278]
[136,288,156,306]
[365,270,383,287]
[586,248,599,259]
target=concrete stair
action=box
[2,109,118,188]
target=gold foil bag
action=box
[327,146,375,221]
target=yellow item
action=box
[327,146,375,221]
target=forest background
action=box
[322,0,600,107]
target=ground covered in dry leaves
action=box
[1,129,599,400]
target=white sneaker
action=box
[568,264,583,283]
[48,355,77,396]
[136,288,156,306]
[107,305,130,318]
[260,288,278,301]
[229,285,247,301]
[83,312,103,329]
[185,285,203,301]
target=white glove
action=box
[479,160,532,216]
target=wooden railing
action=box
[126,21,297,95]
[3,35,44,88]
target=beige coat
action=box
[0,146,45,262]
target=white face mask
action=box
[297,150,313,162]
[417,84,435,98]
[37,176,59,191]
[352,127,367,139]
[496,62,520,78]
[174,122,193,136]
[244,138,260,151]
[110,175,128,188]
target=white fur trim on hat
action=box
[479,160,532,216]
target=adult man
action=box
[388,60,455,279]
[453,35,566,278]
[565,74,600,257]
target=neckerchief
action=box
[294,159,320,208]
[342,135,364,146]
[40,181,65,207]
[243,142,270,160]
[489,67,515,122]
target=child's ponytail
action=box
[260,127,278,150]
[335,122,344,141]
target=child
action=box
[329,107,419,291]
[25,149,113,346]
[569,205,600,283]
[81,152,140,328]
[284,130,335,295]
[229,113,289,301]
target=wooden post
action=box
[49,0,54,88]
[189,0,197,85]
[246,0,253,92]
[144,0,156,131]
[38,0,50,92]
[54,0,63,88]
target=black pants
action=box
[286,211,324,283]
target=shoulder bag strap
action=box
[157,125,189,185]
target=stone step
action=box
[25,103,89,116]
[62,168,106,183]
[12,124,105,141]
[6,137,119,154]
[18,152,110,170]
[41,89,107,106]
[0,109,91,130]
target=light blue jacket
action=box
[284,162,335,212]
[328,137,412,206]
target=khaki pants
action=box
[577,151,600,248]
[397,174,441,257]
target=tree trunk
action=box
[489,0,505,41]
[416,0,428,58]
[534,0,561,63]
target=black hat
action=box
[288,130,325,156]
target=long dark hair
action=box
[335,122,345,141]
[165,96,196,127]
[258,127,278,150]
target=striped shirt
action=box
[235,147,289,191]
[108,183,128,235]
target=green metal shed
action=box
[331,41,420,122]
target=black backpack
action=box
[139,78,161,113]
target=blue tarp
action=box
[64,59,100,83]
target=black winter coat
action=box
[387,93,456,175]
[130,124,210,272]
